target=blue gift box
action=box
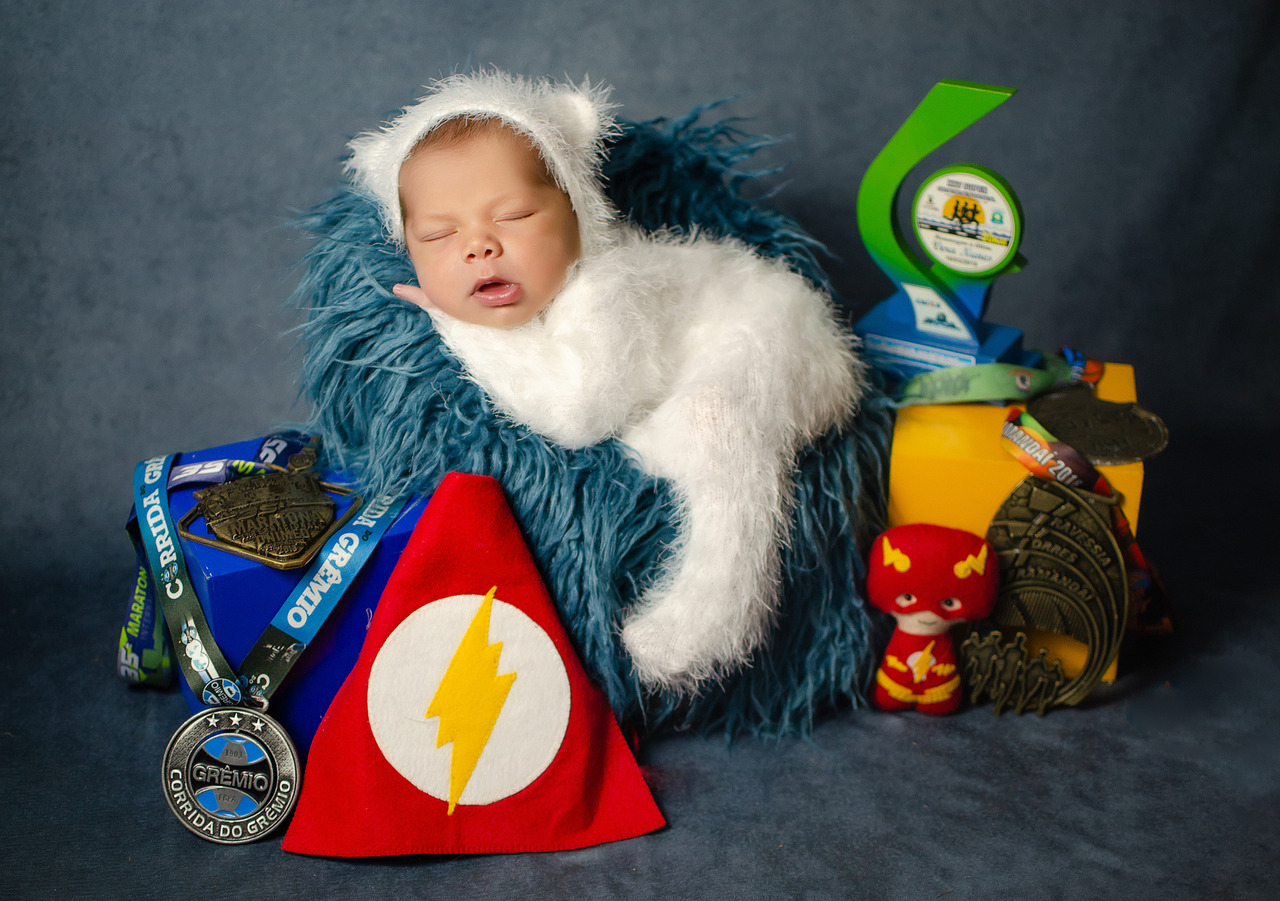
[162,437,426,756]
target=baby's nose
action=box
[466,233,500,260]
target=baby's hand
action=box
[392,283,435,312]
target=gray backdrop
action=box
[3,2,1278,898]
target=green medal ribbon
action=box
[118,558,173,687]
[894,350,1103,406]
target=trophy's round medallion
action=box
[912,164,1022,277]
[162,707,300,844]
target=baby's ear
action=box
[545,80,613,153]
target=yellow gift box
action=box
[887,363,1144,683]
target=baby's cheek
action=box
[408,259,441,296]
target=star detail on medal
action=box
[229,712,243,726]
[205,713,219,727]
[251,718,266,732]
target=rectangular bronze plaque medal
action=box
[177,445,362,570]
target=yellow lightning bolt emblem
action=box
[882,537,911,573]
[954,544,989,579]
[912,640,937,683]
[425,586,517,815]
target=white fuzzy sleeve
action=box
[427,239,669,448]
[429,228,867,689]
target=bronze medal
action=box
[178,445,361,570]
[962,476,1129,712]
[1026,385,1168,465]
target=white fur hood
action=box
[345,71,620,257]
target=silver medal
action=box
[162,707,300,844]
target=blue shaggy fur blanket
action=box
[293,108,894,737]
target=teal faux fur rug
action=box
[293,109,894,736]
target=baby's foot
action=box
[621,575,772,690]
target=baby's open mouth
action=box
[472,279,522,306]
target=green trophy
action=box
[854,80,1038,380]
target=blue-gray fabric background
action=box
[3,2,1277,897]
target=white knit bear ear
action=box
[544,82,611,153]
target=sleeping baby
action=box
[346,71,867,690]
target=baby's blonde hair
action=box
[398,116,561,227]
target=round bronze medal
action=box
[1026,385,1168,465]
[162,707,300,844]
[962,476,1130,713]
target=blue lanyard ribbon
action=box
[234,493,408,702]
[119,434,311,687]
[123,442,406,707]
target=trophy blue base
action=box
[854,299,1040,381]
[166,437,427,756]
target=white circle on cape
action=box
[367,592,572,809]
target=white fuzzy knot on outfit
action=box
[346,71,867,690]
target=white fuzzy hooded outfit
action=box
[347,72,867,689]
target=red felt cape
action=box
[282,473,664,856]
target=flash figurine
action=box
[866,523,999,715]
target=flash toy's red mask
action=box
[867,523,999,636]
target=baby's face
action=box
[399,125,581,328]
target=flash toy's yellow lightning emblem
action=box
[953,544,988,579]
[425,586,517,814]
[882,537,911,573]
[912,640,937,684]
